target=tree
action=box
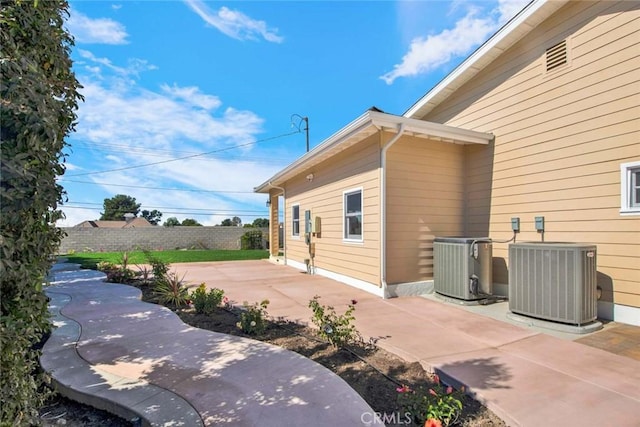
[163,217,180,227]
[181,218,202,226]
[141,209,162,225]
[100,194,141,220]
[221,217,242,226]
[1,0,82,423]
[252,218,269,228]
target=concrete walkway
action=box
[41,262,374,426]
[177,260,640,427]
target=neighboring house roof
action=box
[404,0,568,119]
[74,217,153,228]
[254,110,493,192]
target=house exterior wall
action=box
[420,1,640,315]
[385,135,466,283]
[284,133,382,288]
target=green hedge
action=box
[0,0,81,424]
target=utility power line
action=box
[62,205,268,218]
[60,179,256,194]
[66,201,265,213]
[66,130,299,177]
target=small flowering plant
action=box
[308,295,361,348]
[238,299,269,335]
[222,296,231,309]
[396,375,464,427]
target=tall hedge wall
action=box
[0,0,81,424]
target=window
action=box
[343,189,362,241]
[620,161,640,215]
[292,204,300,236]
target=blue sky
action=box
[59,0,529,227]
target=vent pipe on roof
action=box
[380,123,406,299]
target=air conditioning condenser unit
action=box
[509,242,597,326]
[434,237,493,300]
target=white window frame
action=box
[343,187,363,243]
[291,204,301,237]
[620,161,640,216]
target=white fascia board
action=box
[368,111,493,145]
[254,111,374,193]
[404,0,568,119]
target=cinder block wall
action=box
[58,227,268,253]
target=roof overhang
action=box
[255,110,493,193]
[404,0,568,119]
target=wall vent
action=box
[508,242,597,326]
[545,40,567,72]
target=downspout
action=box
[267,182,286,264]
[380,124,405,299]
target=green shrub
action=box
[96,261,117,273]
[96,259,136,284]
[396,375,465,427]
[144,250,169,280]
[1,0,82,423]
[241,229,264,250]
[238,300,270,335]
[154,271,189,307]
[136,265,152,285]
[308,295,361,348]
[190,283,224,315]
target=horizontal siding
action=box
[386,136,465,283]
[284,133,381,286]
[424,1,640,306]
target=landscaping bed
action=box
[40,257,506,426]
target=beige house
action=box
[255,0,639,325]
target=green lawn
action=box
[64,249,269,270]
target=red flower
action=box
[351,299,358,305]
[396,384,411,393]
[446,386,453,395]
[429,388,438,397]
[433,374,440,385]
[425,418,443,427]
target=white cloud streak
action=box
[66,8,129,45]
[381,0,530,84]
[185,0,283,43]
[60,52,277,226]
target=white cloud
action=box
[381,0,530,84]
[75,79,263,148]
[59,54,277,227]
[497,0,532,24]
[160,84,222,110]
[66,8,128,45]
[77,50,157,77]
[185,0,283,43]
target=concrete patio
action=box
[178,259,640,427]
[42,259,640,426]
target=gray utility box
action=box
[509,242,597,326]
[434,237,493,300]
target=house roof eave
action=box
[254,111,493,193]
[403,0,568,119]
